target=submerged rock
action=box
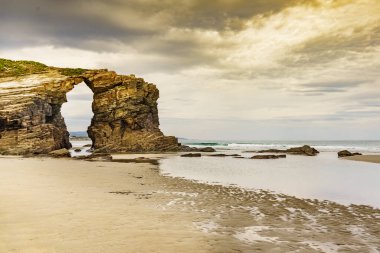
[74,148,82,152]
[0,59,181,155]
[338,150,362,158]
[181,153,202,157]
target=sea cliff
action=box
[0,59,180,154]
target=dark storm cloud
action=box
[0,0,152,50]
[1,0,379,76]
[118,0,319,30]
[0,0,317,50]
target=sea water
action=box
[160,140,380,208]
[69,139,92,157]
[68,138,380,207]
[180,139,380,153]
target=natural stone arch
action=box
[0,67,180,155]
[61,81,93,137]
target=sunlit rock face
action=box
[84,71,179,153]
[0,68,179,155]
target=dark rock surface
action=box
[181,153,202,157]
[338,150,362,158]
[251,154,286,159]
[179,145,216,152]
[245,145,319,156]
[208,154,241,157]
[286,145,319,156]
[198,147,216,152]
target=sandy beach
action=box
[0,156,379,253]
[0,156,212,253]
[343,155,380,164]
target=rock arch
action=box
[0,68,180,155]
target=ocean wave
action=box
[184,141,380,153]
[186,142,227,146]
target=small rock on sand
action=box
[181,153,202,157]
[48,148,71,158]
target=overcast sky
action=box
[1,0,380,140]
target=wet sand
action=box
[0,156,379,253]
[344,155,380,164]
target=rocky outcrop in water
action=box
[0,59,180,155]
[251,154,286,159]
[338,150,362,158]
[181,153,202,157]
[285,145,319,156]
[244,145,319,156]
[179,145,216,152]
[208,154,241,157]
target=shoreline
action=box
[0,156,379,252]
[343,155,380,164]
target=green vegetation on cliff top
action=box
[0,58,88,78]
[0,58,48,78]
[58,68,87,76]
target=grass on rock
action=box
[0,58,89,78]
[58,68,87,76]
[0,58,48,78]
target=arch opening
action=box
[61,82,93,156]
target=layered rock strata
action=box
[0,65,180,155]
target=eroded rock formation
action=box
[0,60,180,155]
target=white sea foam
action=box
[183,140,380,153]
